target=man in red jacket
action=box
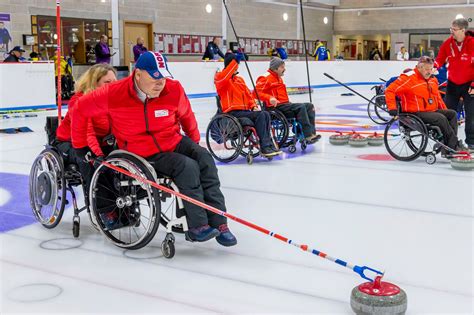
[255,57,320,143]
[71,51,236,246]
[435,17,474,149]
[214,53,281,157]
[386,57,462,154]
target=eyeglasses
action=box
[450,27,462,32]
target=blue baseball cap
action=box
[135,51,173,79]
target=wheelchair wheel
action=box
[89,152,161,250]
[206,114,243,163]
[269,110,289,148]
[368,94,390,125]
[384,114,428,161]
[240,127,261,159]
[29,148,66,229]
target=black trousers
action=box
[415,110,458,149]
[147,136,227,229]
[445,80,474,145]
[228,110,273,148]
[277,102,316,137]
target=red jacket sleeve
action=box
[254,75,274,106]
[71,85,110,149]
[385,74,411,111]
[214,59,238,90]
[177,84,200,143]
[86,119,104,156]
[435,39,450,69]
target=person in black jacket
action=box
[3,46,24,62]
[202,37,224,60]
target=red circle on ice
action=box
[358,154,395,161]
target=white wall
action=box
[169,60,417,97]
[0,62,55,111]
[0,60,418,111]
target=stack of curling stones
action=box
[351,275,407,315]
[450,152,474,171]
[329,131,384,147]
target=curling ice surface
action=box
[0,87,472,314]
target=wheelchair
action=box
[206,96,287,164]
[30,118,186,258]
[89,150,187,257]
[268,106,313,153]
[383,112,445,165]
[367,84,390,125]
[29,116,96,238]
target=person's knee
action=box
[174,158,201,187]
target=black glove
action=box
[388,110,398,117]
[92,155,104,169]
[75,147,92,163]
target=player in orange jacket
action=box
[385,56,464,153]
[255,57,320,143]
[214,53,282,157]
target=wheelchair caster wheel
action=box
[246,154,253,165]
[301,142,307,151]
[425,154,436,165]
[288,145,297,153]
[73,216,80,238]
[161,240,175,259]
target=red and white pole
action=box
[56,0,62,123]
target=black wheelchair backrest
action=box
[215,95,223,114]
[45,116,60,145]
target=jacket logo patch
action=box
[154,109,169,118]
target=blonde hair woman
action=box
[55,64,117,192]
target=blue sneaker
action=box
[99,210,122,230]
[215,224,237,247]
[185,225,220,242]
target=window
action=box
[34,16,110,64]
[409,33,449,59]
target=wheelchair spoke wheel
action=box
[384,115,428,161]
[90,154,160,250]
[240,127,261,158]
[206,114,243,163]
[270,110,289,148]
[368,94,390,125]
[29,149,66,229]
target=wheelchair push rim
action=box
[367,94,390,125]
[384,115,428,162]
[29,149,66,229]
[206,114,244,163]
[89,156,161,249]
[269,110,289,148]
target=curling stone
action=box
[450,155,474,171]
[329,133,350,145]
[350,276,407,315]
[367,132,384,146]
[349,133,368,147]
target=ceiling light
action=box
[283,13,288,21]
[456,14,464,19]
[323,17,328,24]
[206,4,212,13]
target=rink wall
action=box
[0,60,417,111]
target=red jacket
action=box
[254,70,290,107]
[56,92,111,157]
[214,60,256,113]
[385,68,447,113]
[71,74,199,158]
[435,34,474,85]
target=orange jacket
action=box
[255,70,290,107]
[385,68,447,113]
[214,60,256,113]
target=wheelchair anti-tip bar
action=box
[323,73,389,113]
[98,158,384,282]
